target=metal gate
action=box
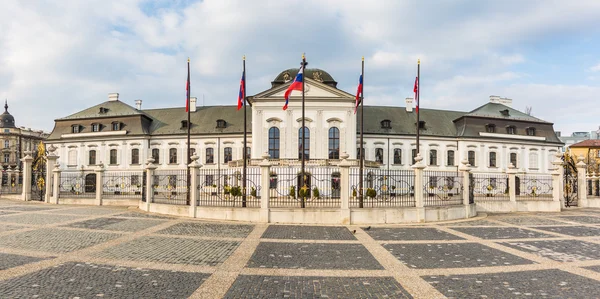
[31,142,47,201]
[563,153,578,207]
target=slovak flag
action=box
[237,72,245,110]
[354,74,363,114]
[413,76,419,113]
[283,65,304,110]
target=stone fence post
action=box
[52,164,61,204]
[45,145,59,203]
[144,158,157,211]
[459,159,473,217]
[576,155,588,207]
[339,152,351,224]
[551,153,564,207]
[189,155,201,218]
[94,164,104,206]
[21,151,33,201]
[259,153,271,223]
[411,153,426,222]
[507,163,517,206]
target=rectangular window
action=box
[169,148,177,164]
[224,147,232,163]
[109,149,118,165]
[529,152,539,169]
[3,153,9,163]
[131,149,139,165]
[245,147,251,159]
[131,175,140,186]
[489,152,497,167]
[151,148,160,164]
[3,140,8,148]
[89,150,96,165]
[510,153,518,168]
[269,173,278,189]
[429,176,438,188]
[91,124,99,132]
[412,149,417,165]
[206,148,214,164]
[356,148,365,159]
[447,150,455,166]
[112,122,120,131]
[375,148,383,163]
[468,150,476,167]
[205,175,214,186]
[507,126,516,134]
[393,149,402,165]
[429,149,437,166]
[72,125,80,133]
[68,150,77,166]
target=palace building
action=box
[46,68,563,174]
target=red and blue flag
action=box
[354,74,363,114]
[413,76,419,113]
[283,65,304,110]
[237,72,245,110]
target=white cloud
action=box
[589,63,600,72]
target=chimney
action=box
[108,93,119,102]
[190,97,197,112]
[405,97,413,112]
[135,99,142,110]
[489,95,512,107]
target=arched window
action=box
[151,148,160,164]
[131,149,140,165]
[510,152,518,168]
[169,148,177,164]
[328,127,340,159]
[268,127,280,159]
[109,149,118,165]
[88,150,96,165]
[298,127,310,160]
[393,149,402,164]
[375,148,384,163]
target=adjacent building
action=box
[568,139,600,173]
[46,68,563,174]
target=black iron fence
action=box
[423,171,463,206]
[471,173,509,201]
[349,168,415,208]
[516,175,553,201]
[0,184,21,195]
[152,170,188,205]
[268,166,341,208]
[58,172,96,198]
[102,171,144,199]
[196,168,261,207]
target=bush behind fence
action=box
[196,168,261,207]
[349,168,415,207]
[423,171,463,206]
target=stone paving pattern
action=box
[0,199,599,298]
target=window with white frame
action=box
[468,150,476,166]
[489,152,497,167]
[393,149,402,164]
[169,148,177,164]
[529,152,539,169]
[447,150,455,166]
[89,150,96,165]
[109,149,118,165]
[3,140,8,148]
[68,150,77,166]
[510,152,518,168]
[429,149,437,166]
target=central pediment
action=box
[251,78,355,102]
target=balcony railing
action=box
[228,158,381,168]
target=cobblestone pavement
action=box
[0,198,599,298]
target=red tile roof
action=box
[570,139,600,147]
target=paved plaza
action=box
[0,199,599,298]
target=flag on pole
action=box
[186,61,190,113]
[237,72,245,110]
[283,65,304,110]
[413,76,419,113]
[354,74,363,114]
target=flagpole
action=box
[359,56,364,208]
[301,53,307,209]
[186,58,191,205]
[242,56,247,208]
[416,59,420,156]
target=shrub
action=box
[352,188,357,197]
[299,188,308,199]
[224,185,230,195]
[230,186,242,197]
[312,187,320,198]
[289,186,296,198]
[250,186,257,197]
[366,188,377,198]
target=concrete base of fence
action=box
[475,200,561,213]
[57,197,139,207]
[146,202,189,216]
[2,194,22,201]
[584,198,600,208]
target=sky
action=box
[1,0,600,135]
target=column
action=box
[20,151,33,201]
[259,153,271,223]
[411,153,426,222]
[459,159,473,217]
[339,152,351,224]
[94,164,104,206]
[550,153,564,208]
[189,155,201,218]
[52,164,61,204]
[507,163,517,211]
[144,158,157,211]
[45,145,59,203]
[576,155,588,207]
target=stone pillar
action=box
[551,153,564,208]
[259,153,271,223]
[459,159,473,217]
[20,151,33,201]
[94,164,104,206]
[594,172,599,197]
[144,158,157,211]
[507,163,517,205]
[339,152,351,224]
[7,169,13,190]
[45,145,59,203]
[411,153,426,222]
[52,164,61,204]
[189,155,201,218]
[576,155,588,207]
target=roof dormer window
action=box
[216,119,227,128]
[380,119,391,129]
[99,107,108,114]
[506,125,516,135]
[181,120,188,129]
[500,109,510,116]
[417,120,426,130]
[485,124,496,133]
[526,127,536,136]
[71,125,80,133]
[112,122,121,131]
[91,123,100,132]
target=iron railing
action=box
[268,166,341,208]
[196,168,261,207]
[349,168,415,207]
[102,171,144,199]
[471,173,509,201]
[423,171,463,206]
[152,170,188,205]
[516,174,553,201]
[58,172,96,198]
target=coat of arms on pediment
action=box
[282,72,291,82]
[313,71,323,82]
